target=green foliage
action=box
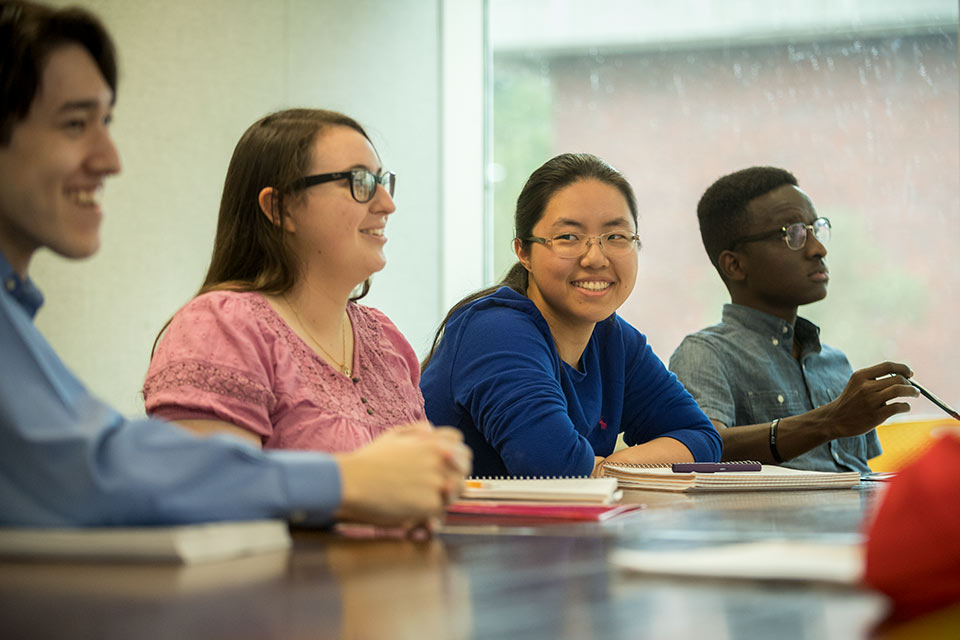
[491,56,554,280]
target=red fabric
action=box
[864,435,960,622]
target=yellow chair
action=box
[871,417,960,472]
[615,417,960,471]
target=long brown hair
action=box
[421,152,638,371]
[152,108,373,356]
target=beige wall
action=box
[34,0,445,415]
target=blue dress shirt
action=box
[421,287,722,477]
[0,251,341,526]
[669,303,881,473]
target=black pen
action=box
[907,378,960,422]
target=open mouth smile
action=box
[572,280,612,292]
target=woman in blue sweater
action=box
[420,153,721,477]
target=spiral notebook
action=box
[459,476,622,504]
[601,462,860,492]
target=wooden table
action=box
[0,485,896,639]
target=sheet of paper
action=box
[611,540,863,585]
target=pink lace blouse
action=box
[143,291,426,453]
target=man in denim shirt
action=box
[669,167,918,472]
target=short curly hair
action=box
[696,166,799,276]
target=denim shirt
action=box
[668,303,881,473]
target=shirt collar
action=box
[0,250,44,319]
[721,303,822,356]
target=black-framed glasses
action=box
[729,217,831,251]
[526,231,641,259]
[291,168,396,203]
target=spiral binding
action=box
[603,460,761,469]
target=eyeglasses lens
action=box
[351,170,395,203]
[813,219,831,244]
[552,233,637,258]
[784,219,830,250]
[600,235,635,256]
[785,224,807,249]
[352,171,375,203]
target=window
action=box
[489,0,960,410]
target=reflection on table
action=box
[0,484,923,640]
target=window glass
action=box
[490,0,960,410]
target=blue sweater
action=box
[421,287,722,477]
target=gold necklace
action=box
[284,295,352,377]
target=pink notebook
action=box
[446,501,643,522]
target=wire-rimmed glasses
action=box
[729,217,831,251]
[525,231,641,259]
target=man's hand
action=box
[815,361,919,439]
[333,423,472,529]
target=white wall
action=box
[33,0,465,415]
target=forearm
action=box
[501,433,596,477]
[718,411,836,463]
[601,437,694,466]
[175,419,263,447]
[478,399,597,477]
[1,415,342,527]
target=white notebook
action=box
[602,463,860,492]
[0,519,291,565]
[461,477,622,503]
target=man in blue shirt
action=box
[669,166,918,472]
[0,0,469,527]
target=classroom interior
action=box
[4,1,960,637]
[33,0,958,432]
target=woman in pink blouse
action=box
[144,109,426,452]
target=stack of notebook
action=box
[447,476,643,522]
[601,462,860,492]
[459,476,622,503]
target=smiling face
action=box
[728,184,829,320]
[283,126,396,291]
[518,178,638,335]
[0,44,121,276]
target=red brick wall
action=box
[529,33,960,405]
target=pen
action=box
[907,378,960,422]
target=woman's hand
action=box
[333,424,472,529]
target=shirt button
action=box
[772,338,780,346]
[782,326,789,334]
[4,278,15,292]
[777,394,784,404]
